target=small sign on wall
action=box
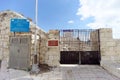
[48,40,58,46]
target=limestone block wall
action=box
[2,10,120,67]
[80,42,92,51]
[60,37,92,51]
[45,30,60,66]
[90,30,99,51]
[0,10,48,66]
[113,39,120,61]
[99,28,120,63]
[38,31,48,64]
[0,11,14,60]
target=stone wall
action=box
[60,32,93,51]
[0,10,59,67]
[38,31,48,64]
[45,30,60,66]
[90,30,99,51]
[1,10,120,67]
[99,28,120,63]
[0,10,48,66]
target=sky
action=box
[0,0,120,38]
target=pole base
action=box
[30,63,40,74]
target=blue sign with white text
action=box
[10,19,30,32]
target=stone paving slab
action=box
[101,61,120,78]
[0,61,120,80]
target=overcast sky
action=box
[0,0,120,38]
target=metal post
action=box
[34,0,38,63]
[78,30,81,64]
[31,0,40,73]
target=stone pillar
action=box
[45,30,60,66]
[90,30,99,51]
[113,39,120,62]
[99,28,117,64]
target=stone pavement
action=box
[0,61,120,80]
[101,61,120,78]
[58,65,120,80]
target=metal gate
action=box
[60,51,79,64]
[9,35,31,70]
[59,29,100,64]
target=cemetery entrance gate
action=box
[59,29,100,65]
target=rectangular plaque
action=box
[48,40,58,46]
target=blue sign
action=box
[63,30,73,32]
[10,19,30,32]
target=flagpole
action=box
[31,0,40,73]
[34,0,38,58]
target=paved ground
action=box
[39,65,120,80]
[0,60,120,80]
